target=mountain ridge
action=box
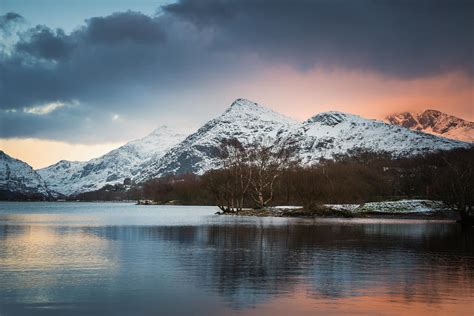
[10,99,472,197]
[385,109,473,142]
[134,100,471,182]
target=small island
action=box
[217,200,458,220]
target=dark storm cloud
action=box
[0,106,86,140]
[0,101,139,143]
[15,26,72,60]
[164,0,474,78]
[0,12,23,30]
[84,11,165,44]
[0,10,214,141]
[0,11,170,110]
[1,1,473,141]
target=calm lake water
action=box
[0,202,473,315]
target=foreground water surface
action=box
[0,202,473,315]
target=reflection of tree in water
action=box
[84,223,474,309]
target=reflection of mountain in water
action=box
[82,222,474,309]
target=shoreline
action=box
[0,200,463,221]
[217,209,459,221]
[216,201,461,221]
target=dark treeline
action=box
[72,143,473,221]
[73,173,213,205]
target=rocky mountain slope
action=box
[38,126,186,195]
[385,110,473,142]
[135,99,471,181]
[0,151,51,199]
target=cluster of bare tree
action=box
[419,149,473,222]
[202,138,298,212]
[201,141,400,212]
[201,140,473,221]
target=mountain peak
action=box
[220,98,298,125]
[385,109,473,142]
[230,98,260,108]
[224,98,270,115]
[149,125,179,136]
[306,111,360,126]
[420,109,443,116]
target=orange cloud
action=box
[230,67,474,122]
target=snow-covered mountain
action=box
[135,98,298,181]
[135,99,471,181]
[38,126,186,195]
[294,111,467,164]
[28,99,473,196]
[385,110,474,142]
[0,151,51,199]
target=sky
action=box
[0,0,473,168]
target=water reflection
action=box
[0,204,473,315]
[82,224,474,306]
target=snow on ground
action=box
[324,204,360,212]
[274,200,447,214]
[273,206,303,210]
[326,200,447,214]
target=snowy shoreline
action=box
[219,200,459,220]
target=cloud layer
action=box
[166,0,474,77]
[1,0,473,142]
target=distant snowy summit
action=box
[38,126,187,196]
[0,151,51,199]
[385,109,474,142]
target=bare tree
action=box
[204,137,298,211]
[431,148,474,223]
[247,138,298,209]
[203,139,252,212]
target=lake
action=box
[0,202,473,315]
